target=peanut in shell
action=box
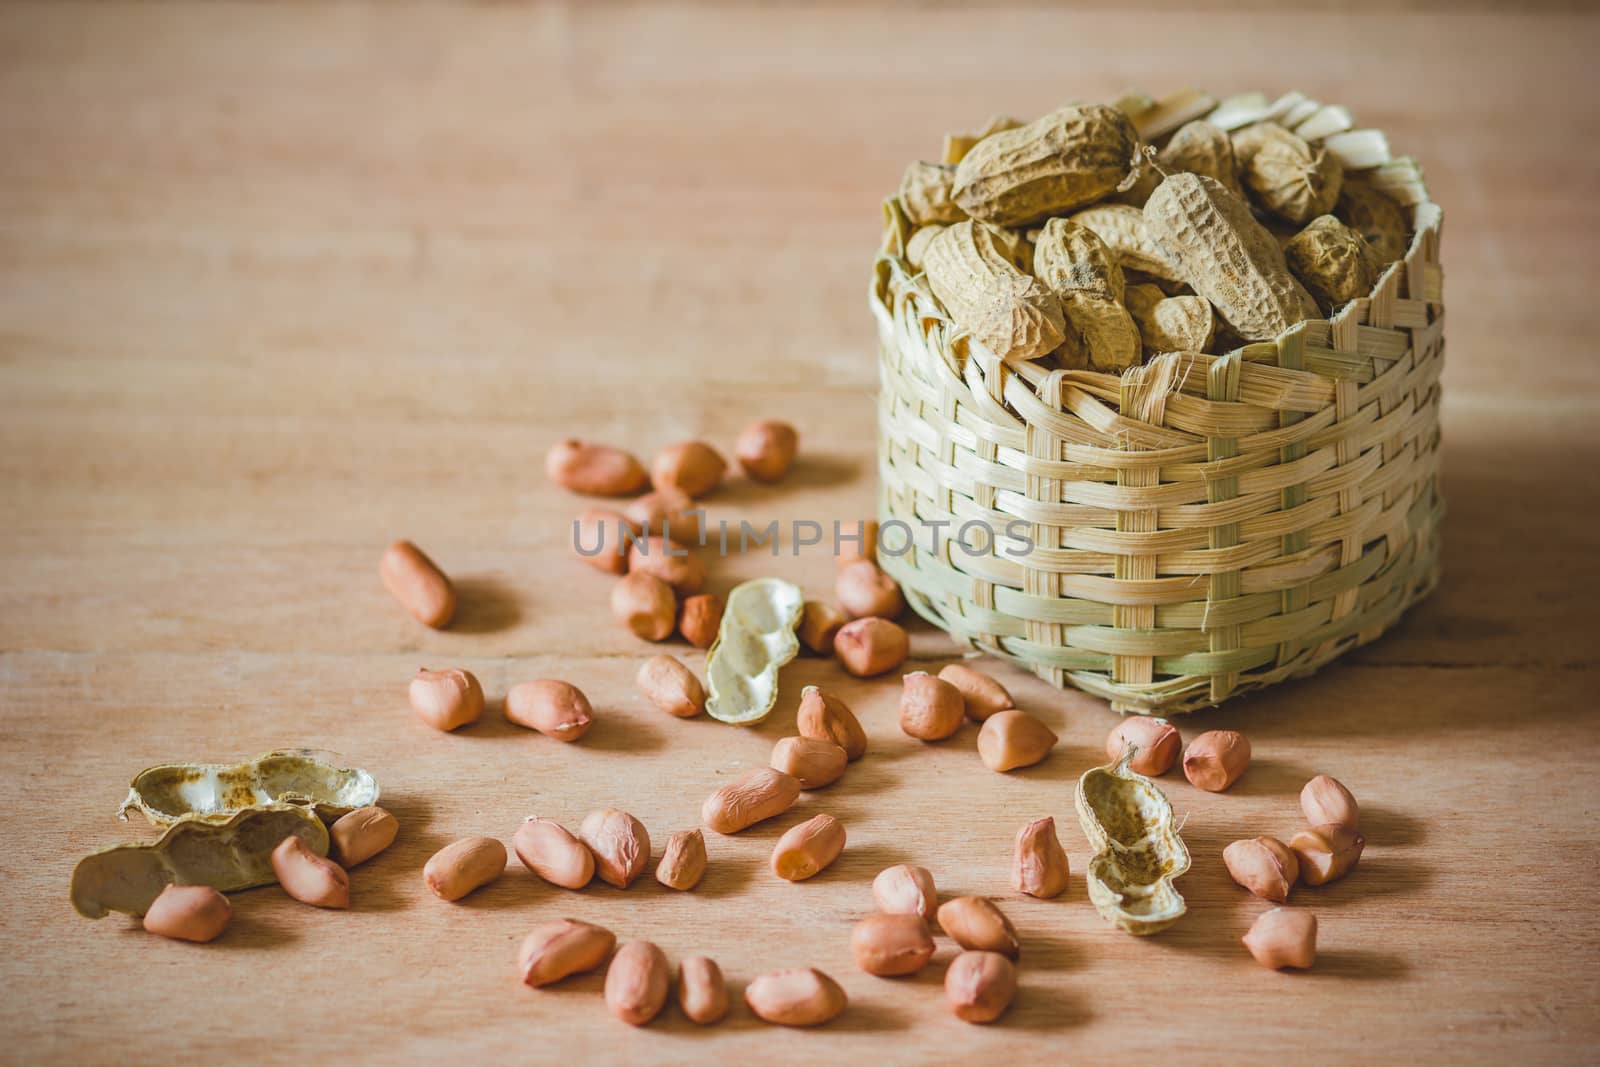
[1143,168,1314,342]
[951,104,1140,227]
[923,220,1065,362]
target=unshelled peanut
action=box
[1232,122,1343,225]
[1144,167,1314,341]
[1125,283,1215,355]
[1284,214,1380,314]
[899,161,966,226]
[923,220,1065,362]
[1070,203,1181,281]
[1336,180,1408,263]
[951,104,1139,226]
[1032,216,1126,300]
[905,224,944,270]
[1158,119,1240,194]
[1033,218,1139,371]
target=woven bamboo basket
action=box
[871,89,1444,714]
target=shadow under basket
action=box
[870,89,1444,714]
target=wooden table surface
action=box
[2,4,1597,1064]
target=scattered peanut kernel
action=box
[852,913,935,976]
[423,836,505,901]
[505,679,594,742]
[835,559,904,620]
[1012,816,1070,898]
[678,593,723,648]
[770,736,848,790]
[611,572,677,641]
[546,440,649,497]
[977,709,1057,771]
[937,663,1013,720]
[635,654,706,719]
[1223,836,1299,903]
[771,814,846,881]
[379,540,456,628]
[899,671,965,741]
[1183,729,1251,792]
[735,420,799,483]
[1301,774,1359,829]
[272,836,350,909]
[142,884,232,943]
[1289,824,1365,886]
[1106,716,1181,776]
[1242,908,1317,969]
[835,617,909,677]
[796,686,868,761]
[873,864,938,921]
[408,667,484,732]
[945,950,1017,1023]
[651,440,726,499]
[797,600,848,655]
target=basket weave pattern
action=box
[871,91,1444,713]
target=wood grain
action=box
[1,3,1597,1064]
